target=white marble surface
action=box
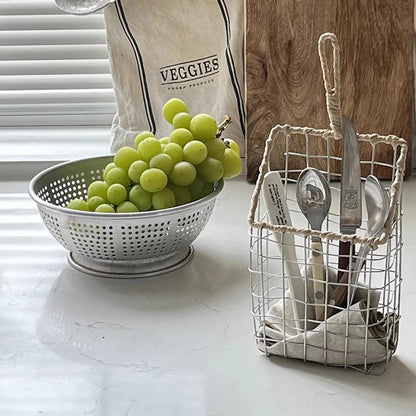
[1,176,416,416]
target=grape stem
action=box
[216,115,232,138]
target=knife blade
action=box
[337,115,362,286]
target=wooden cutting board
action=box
[245,0,413,182]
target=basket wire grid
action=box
[248,33,407,374]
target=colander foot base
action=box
[67,246,194,278]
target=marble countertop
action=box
[1,176,416,416]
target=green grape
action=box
[149,153,174,175]
[192,181,215,201]
[107,183,127,205]
[87,180,108,200]
[159,136,170,145]
[168,184,192,206]
[189,113,217,142]
[140,168,168,193]
[191,192,202,202]
[87,196,106,211]
[135,130,155,147]
[67,198,89,211]
[205,138,226,160]
[116,201,139,213]
[222,148,242,179]
[129,184,152,211]
[95,203,115,213]
[183,140,208,165]
[152,188,176,210]
[172,112,192,129]
[192,181,214,201]
[128,160,149,183]
[202,181,215,195]
[196,157,223,182]
[162,98,189,124]
[223,138,240,154]
[105,167,130,187]
[103,162,116,181]
[189,176,205,197]
[138,137,162,162]
[170,128,194,147]
[114,146,140,171]
[169,161,196,186]
[202,183,215,198]
[163,142,183,164]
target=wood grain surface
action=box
[245,0,413,182]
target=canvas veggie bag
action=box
[55,0,245,154]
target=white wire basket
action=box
[248,33,407,374]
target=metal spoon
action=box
[55,0,114,15]
[328,175,390,315]
[296,168,332,321]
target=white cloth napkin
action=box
[257,265,397,366]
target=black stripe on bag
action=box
[115,0,156,134]
[216,0,245,135]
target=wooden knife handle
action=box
[311,240,326,321]
[337,241,354,281]
[327,268,353,318]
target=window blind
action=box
[0,0,116,127]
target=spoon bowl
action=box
[352,175,390,277]
[55,0,115,15]
[328,175,390,314]
[296,168,332,231]
[364,175,390,239]
[296,168,331,321]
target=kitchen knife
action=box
[337,115,362,288]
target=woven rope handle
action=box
[318,33,342,140]
[248,32,408,250]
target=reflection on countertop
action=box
[1,176,416,415]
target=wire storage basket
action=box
[248,33,407,374]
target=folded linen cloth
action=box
[271,262,338,333]
[257,278,398,366]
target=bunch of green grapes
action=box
[67,97,242,213]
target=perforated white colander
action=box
[29,155,223,278]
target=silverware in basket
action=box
[296,168,331,321]
[328,175,389,315]
[338,115,362,280]
[262,171,308,332]
[249,31,406,373]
